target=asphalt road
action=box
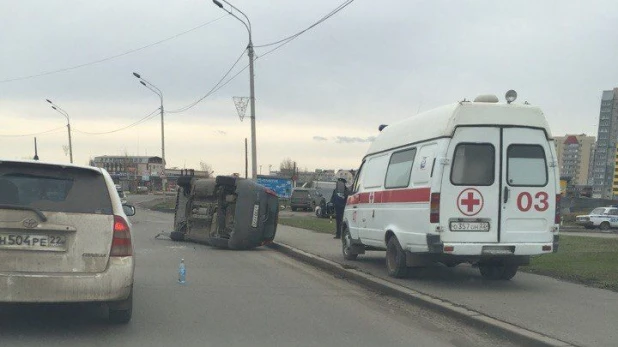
[275,225,618,347]
[0,195,516,347]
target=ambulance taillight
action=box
[555,194,561,225]
[430,193,440,223]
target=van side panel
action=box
[368,143,437,251]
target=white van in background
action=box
[341,91,560,280]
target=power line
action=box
[167,47,247,113]
[0,126,66,137]
[0,16,227,84]
[72,108,160,135]
[254,0,354,48]
[165,0,355,113]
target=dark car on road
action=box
[290,188,319,211]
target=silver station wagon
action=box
[0,160,136,324]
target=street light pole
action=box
[132,73,167,195]
[213,0,258,179]
[46,99,73,164]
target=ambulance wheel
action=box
[342,228,358,260]
[479,263,519,280]
[386,236,407,278]
[600,222,610,231]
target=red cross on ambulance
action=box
[457,188,484,216]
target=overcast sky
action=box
[1,0,617,175]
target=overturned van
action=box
[171,174,279,249]
[342,92,560,280]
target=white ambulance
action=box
[341,91,560,280]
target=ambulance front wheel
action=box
[341,227,358,261]
[479,263,519,280]
[386,236,407,278]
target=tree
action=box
[199,161,213,178]
[280,157,296,171]
[280,157,297,178]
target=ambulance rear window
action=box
[507,145,547,187]
[450,143,495,186]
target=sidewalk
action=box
[275,225,618,347]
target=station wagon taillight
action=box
[555,194,561,225]
[430,193,440,223]
[111,215,132,257]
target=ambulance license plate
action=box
[449,222,490,231]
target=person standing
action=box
[330,178,349,239]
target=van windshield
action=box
[451,143,495,186]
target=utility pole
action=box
[245,138,248,179]
[212,0,257,179]
[45,99,73,163]
[160,103,166,195]
[33,137,39,161]
[248,44,257,179]
[132,72,166,198]
[67,121,73,163]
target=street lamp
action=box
[132,72,167,194]
[212,0,258,179]
[46,99,73,163]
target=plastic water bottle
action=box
[178,259,186,284]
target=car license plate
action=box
[0,233,67,251]
[449,222,490,231]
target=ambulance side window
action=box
[352,162,364,194]
[507,145,548,187]
[362,154,389,189]
[451,143,495,186]
[385,148,417,189]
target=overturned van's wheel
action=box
[386,236,407,278]
[170,231,185,242]
[479,263,519,280]
[341,227,358,260]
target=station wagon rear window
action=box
[507,145,547,187]
[0,163,112,214]
[385,148,416,189]
[450,143,495,186]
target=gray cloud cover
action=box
[1,0,617,173]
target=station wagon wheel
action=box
[342,228,358,260]
[386,236,407,278]
[108,289,133,324]
[600,222,610,231]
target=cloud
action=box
[214,130,227,135]
[313,136,328,141]
[335,136,376,144]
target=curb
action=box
[268,241,575,347]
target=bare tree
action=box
[280,158,297,178]
[280,157,296,171]
[199,161,213,178]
